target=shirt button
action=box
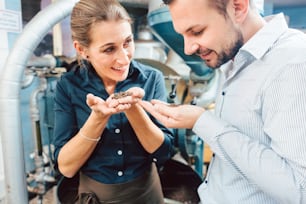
[117,171,123,176]
[205,180,208,184]
[153,158,157,162]
[115,128,120,134]
[117,150,123,155]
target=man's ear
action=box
[233,0,249,23]
[73,40,87,59]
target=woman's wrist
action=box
[79,130,101,142]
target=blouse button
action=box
[117,150,123,155]
[117,171,123,176]
[115,128,120,134]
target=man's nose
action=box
[184,37,199,56]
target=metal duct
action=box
[119,0,148,8]
[0,0,79,203]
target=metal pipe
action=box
[30,76,48,202]
[22,55,58,89]
[119,0,148,8]
[27,55,57,68]
[21,73,35,89]
[30,76,48,157]
[0,0,78,203]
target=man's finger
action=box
[140,100,174,127]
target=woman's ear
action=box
[74,40,88,59]
[233,0,249,23]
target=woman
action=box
[52,0,174,203]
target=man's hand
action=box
[140,99,205,129]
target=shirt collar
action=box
[220,13,288,78]
[130,60,148,80]
[130,60,154,83]
[241,13,288,60]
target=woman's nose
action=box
[116,48,130,64]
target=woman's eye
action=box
[104,47,115,53]
[123,38,133,48]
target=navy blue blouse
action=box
[53,60,174,184]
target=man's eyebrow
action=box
[185,27,193,33]
[185,24,200,33]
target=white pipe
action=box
[0,0,78,203]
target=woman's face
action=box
[84,20,134,85]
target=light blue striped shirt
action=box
[193,13,306,204]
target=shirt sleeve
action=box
[193,62,306,203]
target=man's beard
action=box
[213,32,244,68]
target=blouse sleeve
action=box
[52,76,78,164]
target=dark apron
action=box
[78,163,164,204]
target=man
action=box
[140,0,306,203]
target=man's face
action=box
[169,0,244,68]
